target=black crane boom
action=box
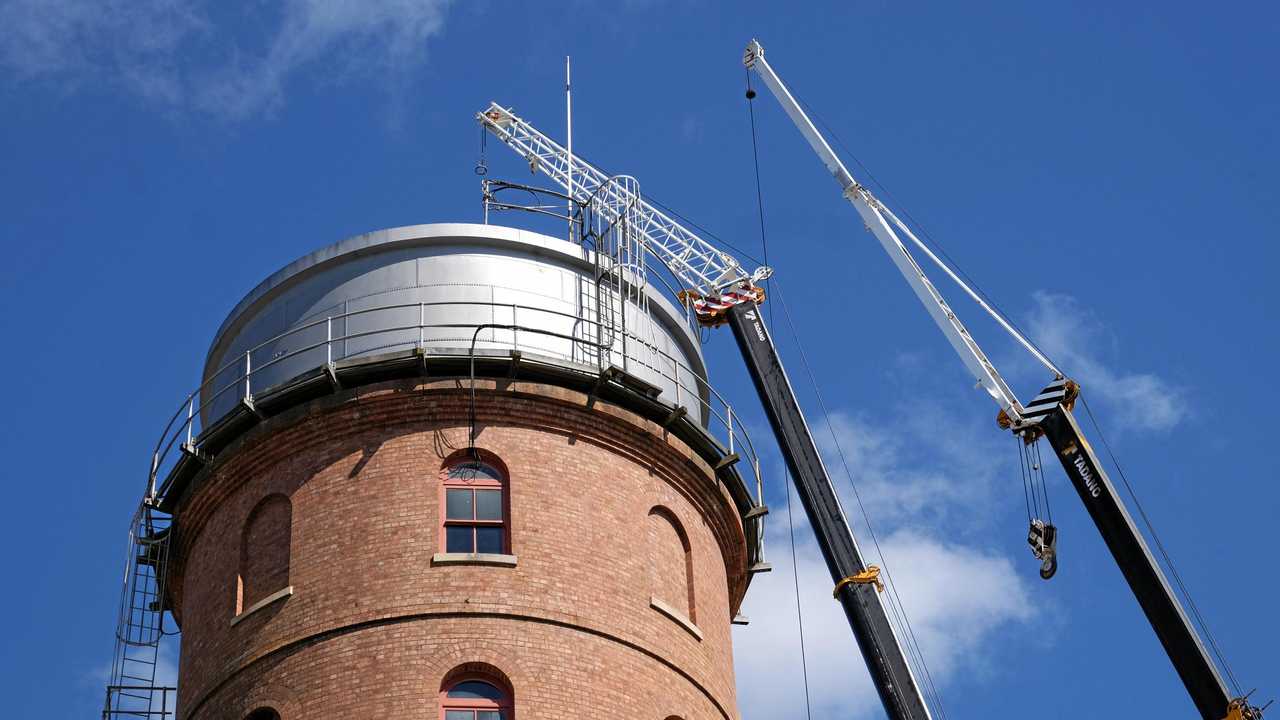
[1037,405,1234,718]
[725,302,932,720]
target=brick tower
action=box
[156,224,766,719]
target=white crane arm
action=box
[478,103,770,298]
[743,40,1061,421]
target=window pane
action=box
[449,462,502,482]
[474,490,502,521]
[446,525,475,553]
[447,681,504,701]
[445,711,473,720]
[477,712,503,720]
[446,488,473,520]
[475,526,503,554]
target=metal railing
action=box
[146,300,765,513]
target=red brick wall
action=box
[168,378,748,720]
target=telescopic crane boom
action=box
[743,38,1262,720]
[479,103,934,720]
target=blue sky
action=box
[1,1,1275,717]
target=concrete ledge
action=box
[649,596,703,641]
[431,552,518,568]
[231,585,293,626]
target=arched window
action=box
[440,677,512,720]
[648,507,695,622]
[238,494,292,613]
[244,709,280,720]
[442,461,508,555]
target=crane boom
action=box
[744,38,1260,720]
[478,102,934,720]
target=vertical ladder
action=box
[102,503,176,719]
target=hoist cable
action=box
[1033,440,1053,525]
[783,466,815,720]
[1016,439,1034,523]
[1079,397,1243,696]
[774,283,951,720]
[1023,439,1043,520]
[748,75,947,717]
[748,70,813,720]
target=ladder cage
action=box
[103,504,177,719]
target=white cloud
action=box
[734,388,1037,719]
[734,518,1033,720]
[1025,291,1188,432]
[817,405,1004,533]
[0,0,451,119]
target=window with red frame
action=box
[441,678,511,720]
[442,461,507,554]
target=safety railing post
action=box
[243,351,252,402]
[727,405,735,455]
[512,304,518,350]
[148,452,159,500]
[755,457,763,505]
[185,398,194,446]
[418,303,425,349]
[326,316,333,365]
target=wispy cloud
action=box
[734,388,1037,719]
[734,518,1033,719]
[0,0,451,119]
[1025,291,1188,432]
[817,404,1003,533]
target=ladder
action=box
[102,503,176,719]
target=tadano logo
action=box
[739,309,767,340]
[1072,453,1103,499]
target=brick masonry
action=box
[168,377,749,719]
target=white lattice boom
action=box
[478,103,771,298]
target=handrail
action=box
[145,299,765,516]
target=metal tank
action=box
[200,223,712,426]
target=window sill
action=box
[231,585,293,626]
[432,552,518,568]
[650,596,703,641]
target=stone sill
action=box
[650,596,703,641]
[431,552,518,568]
[231,585,293,627]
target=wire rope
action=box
[783,466,816,719]
[1016,438,1034,522]
[1033,439,1052,525]
[773,282,951,720]
[747,68,949,717]
[748,69,814,720]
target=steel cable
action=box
[775,282,951,720]
[748,71,813,720]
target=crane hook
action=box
[1028,519,1058,580]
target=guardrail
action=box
[145,300,765,514]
